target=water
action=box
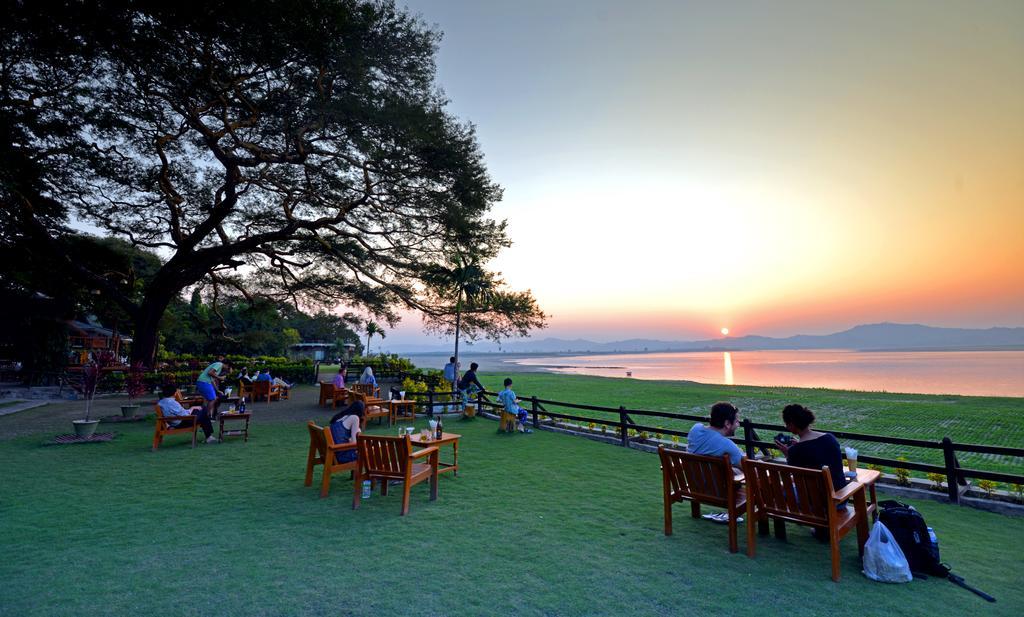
[409,350,1024,397]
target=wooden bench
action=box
[152,403,199,451]
[743,458,869,581]
[658,447,745,553]
[304,421,358,498]
[251,380,281,403]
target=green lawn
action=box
[0,388,1021,616]
[473,372,1024,476]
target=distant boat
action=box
[626,371,632,377]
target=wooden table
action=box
[852,467,881,521]
[388,400,416,425]
[409,431,461,476]
[218,411,251,443]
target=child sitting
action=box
[497,378,532,433]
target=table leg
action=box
[452,439,459,477]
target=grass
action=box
[0,387,1022,616]
[472,372,1024,476]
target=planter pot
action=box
[463,405,477,418]
[120,404,140,418]
[72,419,100,439]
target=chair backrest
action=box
[253,381,270,396]
[351,383,374,396]
[319,382,334,397]
[743,459,833,526]
[307,421,327,456]
[358,434,411,478]
[658,447,734,506]
[153,403,165,418]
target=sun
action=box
[720,327,729,336]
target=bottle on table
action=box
[435,416,443,440]
[239,397,246,413]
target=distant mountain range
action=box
[393,323,1024,354]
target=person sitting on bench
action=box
[158,383,217,444]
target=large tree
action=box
[1,0,530,365]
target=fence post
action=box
[619,406,628,447]
[531,396,539,428]
[476,390,484,417]
[427,389,434,419]
[742,418,755,459]
[942,437,959,504]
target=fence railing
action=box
[423,388,1024,505]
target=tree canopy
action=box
[2,0,536,364]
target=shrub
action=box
[587,422,596,431]
[671,435,680,445]
[926,473,945,491]
[895,458,911,486]
[639,431,649,440]
[977,480,998,497]
[1013,484,1024,503]
[867,463,885,474]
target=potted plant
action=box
[71,351,114,438]
[120,362,147,417]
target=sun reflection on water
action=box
[723,352,734,385]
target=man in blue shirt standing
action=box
[686,402,744,468]
[442,356,458,397]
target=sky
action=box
[370,0,1024,349]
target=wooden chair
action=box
[350,382,380,398]
[318,382,346,407]
[304,421,358,498]
[238,380,254,401]
[354,391,389,427]
[658,447,746,553]
[251,380,281,403]
[152,403,198,451]
[353,434,439,516]
[742,458,869,581]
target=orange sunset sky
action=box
[382,1,1024,346]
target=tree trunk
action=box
[129,288,177,367]
[453,307,461,385]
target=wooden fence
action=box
[413,387,1024,505]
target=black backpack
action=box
[878,500,947,576]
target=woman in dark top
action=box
[329,400,364,463]
[774,404,848,493]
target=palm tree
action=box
[420,251,546,380]
[425,253,492,375]
[365,322,385,356]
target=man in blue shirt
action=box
[686,402,744,468]
[442,356,458,396]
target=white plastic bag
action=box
[863,520,913,583]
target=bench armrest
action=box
[157,415,196,425]
[410,446,439,460]
[327,442,358,451]
[832,480,864,503]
